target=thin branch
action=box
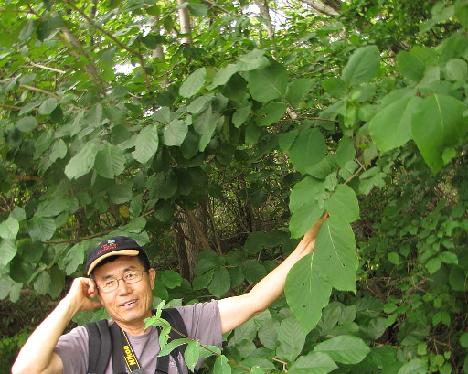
[19,84,60,98]
[27,60,66,74]
[0,103,21,111]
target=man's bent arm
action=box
[218,216,326,333]
[12,278,100,374]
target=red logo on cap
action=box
[97,240,118,254]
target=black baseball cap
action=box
[85,236,145,276]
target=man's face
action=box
[93,255,155,327]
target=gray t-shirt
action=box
[54,300,222,374]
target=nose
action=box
[116,278,132,295]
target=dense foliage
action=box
[0,0,467,372]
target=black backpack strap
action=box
[155,308,193,374]
[86,320,114,374]
[110,322,127,374]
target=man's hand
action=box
[64,277,101,314]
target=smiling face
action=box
[93,255,155,330]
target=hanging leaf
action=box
[314,336,370,364]
[184,340,201,371]
[38,98,58,115]
[164,119,188,146]
[132,125,159,164]
[64,142,100,179]
[285,253,332,332]
[289,352,337,374]
[214,355,231,374]
[314,216,358,292]
[288,128,326,175]
[325,185,359,223]
[247,62,288,103]
[342,46,380,86]
[95,143,126,179]
[180,68,207,98]
[0,217,19,240]
[16,116,38,132]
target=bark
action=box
[301,0,339,16]
[176,0,192,45]
[89,0,98,47]
[173,206,211,280]
[255,0,275,40]
[152,15,165,59]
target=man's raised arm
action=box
[218,215,327,333]
[12,278,100,374]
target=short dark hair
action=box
[90,251,151,277]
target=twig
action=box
[272,357,288,371]
[27,60,66,74]
[19,84,60,98]
[0,103,21,111]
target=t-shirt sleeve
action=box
[53,326,89,374]
[175,299,223,348]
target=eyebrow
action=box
[99,265,138,280]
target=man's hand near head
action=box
[12,278,101,374]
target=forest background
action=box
[0,0,467,373]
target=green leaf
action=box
[322,78,346,98]
[369,96,421,152]
[388,251,400,265]
[158,338,191,357]
[249,367,264,374]
[132,125,159,164]
[276,317,307,361]
[160,270,182,289]
[95,143,126,179]
[444,58,468,81]
[397,358,427,374]
[397,51,426,81]
[342,46,379,86]
[38,98,58,115]
[285,253,332,332]
[258,102,287,126]
[314,336,370,364]
[286,78,313,107]
[236,49,270,71]
[288,128,326,175]
[63,241,89,275]
[208,266,230,297]
[325,185,359,223]
[34,271,51,295]
[289,352,337,374]
[109,182,133,204]
[232,103,251,127]
[180,68,207,98]
[411,94,466,173]
[0,217,19,240]
[214,355,231,374]
[36,195,74,217]
[16,116,37,132]
[209,64,239,89]
[314,216,358,292]
[335,137,355,168]
[184,340,200,371]
[65,142,100,179]
[243,261,266,283]
[187,2,208,16]
[247,62,288,103]
[460,332,468,348]
[439,251,458,264]
[187,94,214,113]
[28,217,56,241]
[164,119,188,146]
[288,177,325,239]
[0,240,16,266]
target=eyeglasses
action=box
[96,270,146,293]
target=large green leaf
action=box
[288,128,326,175]
[36,195,74,217]
[314,336,370,364]
[184,340,201,371]
[276,317,307,361]
[179,68,207,98]
[0,240,16,266]
[325,185,359,223]
[38,98,58,115]
[411,94,466,173]
[208,266,230,297]
[28,217,56,241]
[0,217,19,240]
[342,46,379,86]
[285,253,332,332]
[314,216,357,292]
[16,116,37,132]
[64,142,100,179]
[214,355,231,374]
[132,125,159,164]
[247,62,288,103]
[289,352,337,374]
[164,119,188,146]
[289,177,325,239]
[286,78,313,107]
[369,96,421,152]
[95,143,126,179]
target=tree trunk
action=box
[152,15,165,59]
[255,0,275,41]
[301,0,340,16]
[176,0,192,45]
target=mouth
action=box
[120,299,138,308]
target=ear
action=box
[148,268,156,289]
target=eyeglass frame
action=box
[94,269,148,293]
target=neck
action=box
[115,311,152,336]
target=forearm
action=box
[12,296,77,374]
[248,237,314,311]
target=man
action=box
[12,216,325,374]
